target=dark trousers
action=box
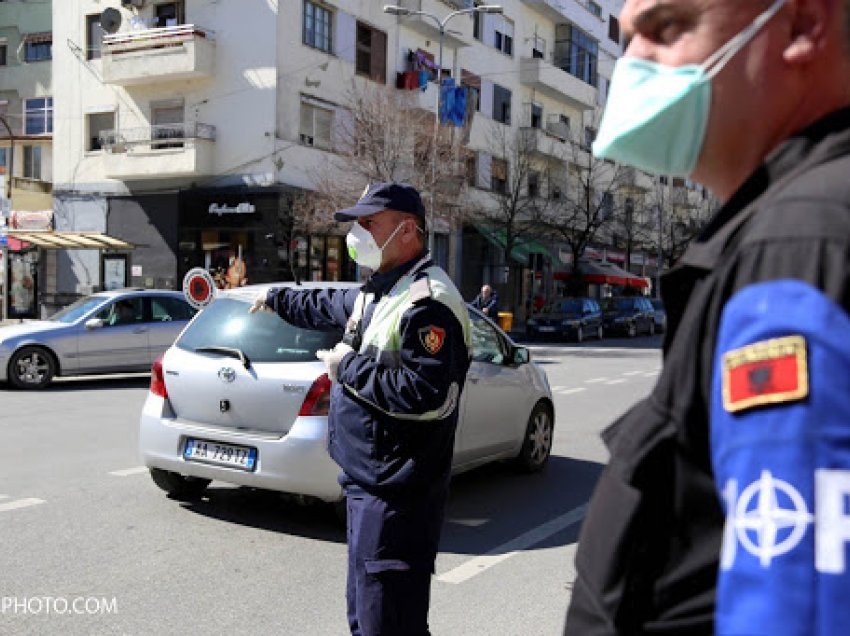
[345,489,447,636]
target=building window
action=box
[300,100,334,151]
[531,35,546,59]
[473,12,481,41]
[491,157,508,194]
[87,112,115,151]
[303,1,332,53]
[155,2,184,28]
[465,153,478,187]
[556,25,598,87]
[86,14,102,60]
[609,16,620,44]
[600,192,614,219]
[23,145,41,180]
[588,1,602,18]
[583,126,596,150]
[528,171,540,198]
[24,97,53,135]
[151,103,184,149]
[24,37,52,63]
[356,22,387,84]
[492,84,511,125]
[0,43,6,66]
[550,183,562,201]
[494,29,512,56]
[547,113,570,140]
[530,103,542,129]
[461,69,481,112]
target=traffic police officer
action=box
[566,1,850,634]
[251,182,471,636]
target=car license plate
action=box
[183,438,257,471]
[538,326,556,332]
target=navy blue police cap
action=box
[334,182,426,222]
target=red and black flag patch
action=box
[418,325,446,355]
[722,335,809,413]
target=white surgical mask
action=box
[346,221,406,270]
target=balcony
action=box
[519,126,569,160]
[618,167,654,193]
[397,78,440,115]
[519,56,597,110]
[520,0,568,22]
[98,123,216,180]
[395,0,475,47]
[101,25,215,86]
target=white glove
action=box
[249,292,274,314]
[316,342,355,382]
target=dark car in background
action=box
[651,298,667,333]
[601,296,656,337]
[526,297,604,342]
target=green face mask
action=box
[592,0,787,176]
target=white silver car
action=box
[139,282,555,506]
[0,289,196,389]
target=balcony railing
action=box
[99,123,216,151]
[101,24,216,85]
[519,55,597,110]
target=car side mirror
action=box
[512,346,530,366]
[85,318,104,329]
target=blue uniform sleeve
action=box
[336,299,469,419]
[266,286,358,332]
[711,280,850,636]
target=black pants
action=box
[345,489,447,636]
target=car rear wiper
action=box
[194,346,252,369]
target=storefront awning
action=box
[4,231,134,250]
[473,224,551,265]
[554,258,649,289]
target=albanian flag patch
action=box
[722,335,809,413]
[418,325,446,355]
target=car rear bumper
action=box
[139,395,344,502]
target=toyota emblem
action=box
[218,367,236,383]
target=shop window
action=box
[303,1,332,53]
[87,112,115,151]
[23,145,42,180]
[86,14,102,60]
[300,100,334,150]
[356,22,387,84]
[492,84,511,125]
[24,97,53,135]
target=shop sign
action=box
[208,202,256,216]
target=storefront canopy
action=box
[4,231,134,250]
[554,258,649,289]
[474,224,551,265]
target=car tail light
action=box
[299,373,332,416]
[150,354,168,398]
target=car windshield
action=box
[557,299,582,314]
[176,297,340,363]
[49,296,108,323]
[601,298,635,312]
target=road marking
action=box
[109,466,149,477]
[585,378,608,383]
[622,371,644,376]
[437,504,588,585]
[0,494,9,501]
[556,387,587,395]
[605,379,627,385]
[0,498,46,513]
[643,370,661,377]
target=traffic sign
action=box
[182,267,216,310]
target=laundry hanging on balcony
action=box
[439,78,468,127]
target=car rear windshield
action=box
[176,297,341,363]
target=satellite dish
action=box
[100,8,122,34]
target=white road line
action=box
[0,494,9,501]
[622,371,644,376]
[109,466,149,477]
[0,498,46,513]
[605,379,627,385]
[437,504,587,585]
[556,387,587,395]
[585,378,608,383]
[643,370,661,377]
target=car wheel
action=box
[8,346,56,390]
[649,321,656,336]
[627,322,637,338]
[514,402,553,473]
[575,326,584,343]
[149,468,211,501]
[596,325,604,340]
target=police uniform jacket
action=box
[566,107,850,635]
[265,253,471,498]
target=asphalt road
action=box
[0,335,663,636]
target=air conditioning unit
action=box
[121,0,145,7]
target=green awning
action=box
[474,224,551,265]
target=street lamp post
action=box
[383,3,502,257]
[0,115,13,322]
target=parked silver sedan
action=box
[139,283,555,506]
[0,289,197,389]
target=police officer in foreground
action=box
[566,0,850,634]
[251,182,471,635]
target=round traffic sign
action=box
[182,267,216,310]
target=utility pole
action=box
[0,114,13,322]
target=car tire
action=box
[627,322,637,338]
[596,325,604,340]
[149,468,211,501]
[8,346,56,390]
[575,326,584,343]
[514,402,553,473]
[649,321,656,336]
